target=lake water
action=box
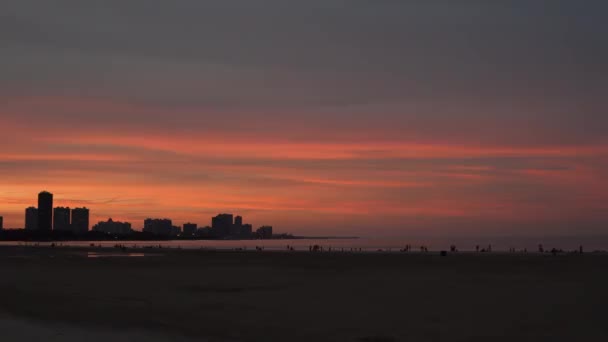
[87,252,150,258]
[2,236,608,252]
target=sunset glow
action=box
[1,1,607,237]
[2,95,607,236]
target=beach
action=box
[0,246,606,341]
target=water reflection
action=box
[87,252,154,258]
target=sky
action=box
[1,1,607,236]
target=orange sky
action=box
[1,96,608,236]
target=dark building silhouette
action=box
[230,215,254,238]
[228,215,254,238]
[230,223,241,236]
[212,214,233,238]
[71,207,90,234]
[0,216,3,230]
[256,226,273,239]
[25,207,38,230]
[53,207,71,231]
[241,224,253,236]
[183,223,197,236]
[13,192,280,239]
[93,218,132,235]
[143,218,173,236]
[37,191,53,231]
[196,226,213,237]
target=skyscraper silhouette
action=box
[53,207,71,231]
[0,216,3,230]
[212,214,233,238]
[38,191,53,231]
[71,207,89,234]
[25,207,38,230]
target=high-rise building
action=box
[183,223,197,236]
[212,214,233,238]
[37,191,53,231]
[71,207,89,234]
[234,216,243,226]
[92,218,132,235]
[0,216,3,230]
[143,218,173,236]
[25,207,38,230]
[53,207,71,231]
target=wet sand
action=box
[0,246,607,341]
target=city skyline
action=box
[2,190,274,239]
[1,1,607,237]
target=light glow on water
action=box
[87,252,150,258]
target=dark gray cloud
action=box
[1,1,607,143]
[3,4,606,69]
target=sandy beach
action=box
[0,246,607,341]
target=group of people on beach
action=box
[14,241,588,255]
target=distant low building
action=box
[53,207,71,231]
[256,226,273,239]
[143,218,173,236]
[25,207,38,231]
[241,224,253,237]
[183,223,197,236]
[92,218,132,235]
[196,226,213,237]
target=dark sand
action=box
[0,246,607,342]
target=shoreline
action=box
[0,244,602,257]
